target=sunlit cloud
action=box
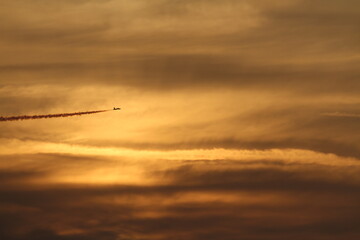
[1,0,359,239]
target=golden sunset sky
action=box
[0,0,360,239]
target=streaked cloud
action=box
[0,0,359,239]
[0,153,360,239]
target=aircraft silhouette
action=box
[113,107,121,110]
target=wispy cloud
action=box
[322,112,360,118]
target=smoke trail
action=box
[321,112,360,118]
[0,110,110,122]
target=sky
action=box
[0,0,359,239]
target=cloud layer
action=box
[0,0,359,239]
[0,154,360,240]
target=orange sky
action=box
[0,0,360,239]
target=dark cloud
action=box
[0,0,358,93]
[0,54,358,94]
[0,170,44,184]
[0,159,360,239]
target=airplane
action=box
[113,107,121,110]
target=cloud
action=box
[0,0,358,93]
[1,1,359,239]
[0,170,45,184]
[73,103,360,159]
[0,54,359,94]
[0,156,360,239]
[322,112,360,118]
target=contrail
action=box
[321,112,360,118]
[0,109,111,122]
